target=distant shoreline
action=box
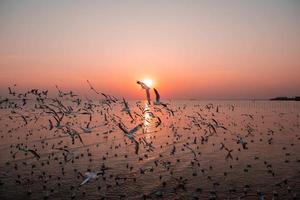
[270,96,300,101]
[1,97,300,102]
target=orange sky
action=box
[0,0,299,99]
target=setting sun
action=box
[142,78,153,88]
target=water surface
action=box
[0,100,299,199]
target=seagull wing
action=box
[128,111,134,121]
[156,117,162,127]
[211,118,218,126]
[8,87,12,94]
[146,89,151,104]
[137,81,150,90]
[28,149,40,159]
[21,115,28,124]
[80,176,91,186]
[134,140,139,155]
[208,124,217,134]
[78,172,84,178]
[129,123,143,135]
[86,80,100,94]
[75,132,84,145]
[118,123,128,134]
[226,153,233,160]
[86,121,90,129]
[219,125,227,130]
[154,88,160,103]
[122,97,129,109]
[55,147,70,153]
[48,120,53,130]
[136,81,145,89]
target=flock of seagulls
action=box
[0,80,299,199]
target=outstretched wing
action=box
[146,89,151,104]
[134,140,139,155]
[154,88,160,103]
[118,123,128,134]
[80,176,91,186]
[122,97,129,109]
[28,149,40,159]
[128,110,134,121]
[155,117,162,128]
[129,123,143,135]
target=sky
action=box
[0,0,299,99]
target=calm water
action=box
[0,100,299,199]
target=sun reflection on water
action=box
[143,102,152,139]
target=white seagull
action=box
[118,123,143,154]
[137,81,151,104]
[78,171,103,186]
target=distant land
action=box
[270,96,300,101]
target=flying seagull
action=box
[121,97,134,121]
[78,171,104,186]
[153,88,168,107]
[14,145,40,160]
[137,81,151,105]
[118,123,143,154]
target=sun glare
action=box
[142,78,153,88]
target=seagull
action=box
[78,171,104,186]
[63,126,84,145]
[155,116,162,128]
[121,97,134,121]
[43,105,65,128]
[225,148,233,160]
[171,145,176,155]
[80,121,92,133]
[183,144,197,159]
[54,147,74,162]
[153,88,168,107]
[233,136,248,149]
[211,118,227,130]
[48,119,54,130]
[87,80,100,95]
[20,114,28,125]
[137,81,151,104]
[79,121,106,134]
[87,80,117,104]
[118,123,143,154]
[220,142,225,150]
[141,137,155,152]
[79,114,94,133]
[118,123,143,139]
[14,145,40,159]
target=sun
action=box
[142,78,153,88]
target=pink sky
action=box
[0,0,299,99]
